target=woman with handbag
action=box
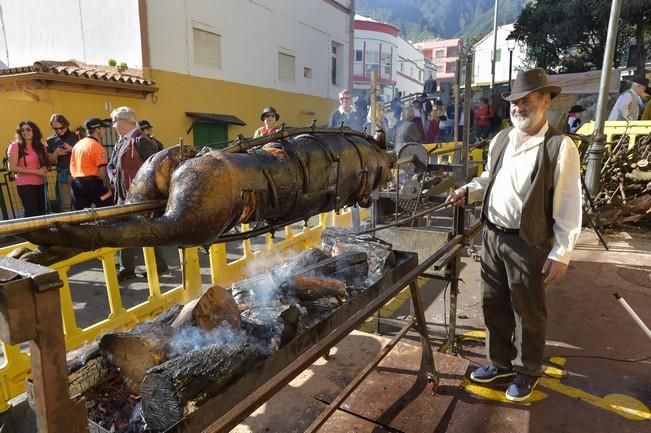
[7,120,49,217]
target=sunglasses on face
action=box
[21,127,32,132]
[52,126,67,131]
[264,114,276,119]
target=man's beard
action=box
[510,107,543,131]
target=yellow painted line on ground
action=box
[461,336,651,420]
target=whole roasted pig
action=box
[22,130,394,250]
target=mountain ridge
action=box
[355,0,528,42]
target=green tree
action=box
[511,0,649,75]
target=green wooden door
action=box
[192,122,228,149]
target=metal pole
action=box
[453,56,461,144]
[370,70,377,135]
[490,0,500,90]
[462,54,473,176]
[585,0,622,198]
[508,48,513,90]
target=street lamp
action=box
[506,36,517,91]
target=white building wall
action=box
[395,37,426,97]
[146,0,352,100]
[0,0,142,68]
[472,24,525,85]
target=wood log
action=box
[171,285,240,330]
[290,275,347,302]
[140,343,267,432]
[193,285,240,331]
[99,322,174,394]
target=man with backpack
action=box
[109,107,168,281]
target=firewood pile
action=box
[69,229,394,433]
[588,131,651,227]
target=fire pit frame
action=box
[193,232,470,433]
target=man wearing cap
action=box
[138,120,164,151]
[328,89,365,132]
[608,76,648,121]
[254,107,281,137]
[446,68,582,401]
[69,118,113,210]
[566,105,585,133]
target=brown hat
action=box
[502,67,561,101]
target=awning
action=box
[185,112,246,126]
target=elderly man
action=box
[328,89,365,131]
[608,76,648,121]
[447,68,582,401]
[108,106,168,281]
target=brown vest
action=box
[481,126,564,246]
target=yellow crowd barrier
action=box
[0,209,356,411]
[577,120,651,150]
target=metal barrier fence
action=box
[0,210,355,411]
[0,169,58,220]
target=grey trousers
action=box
[480,224,551,376]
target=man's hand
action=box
[445,187,466,207]
[542,259,568,284]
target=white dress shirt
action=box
[608,89,640,121]
[466,122,582,264]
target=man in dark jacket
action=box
[47,113,80,211]
[446,68,582,402]
[328,89,365,131]
[109,107,168,281]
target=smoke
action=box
[166,322,247,358]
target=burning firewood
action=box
[171,284,240,330]
[290,275,347,302]
[100,322,174,394]
[140,340,267,431]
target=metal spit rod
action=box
[0,200,166,238]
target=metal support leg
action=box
[0,257,88,433]
[408,280,439,392]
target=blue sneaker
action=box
[505,374,539,402]
[469,364,516,383]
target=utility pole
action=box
[490,0,500,90]
[585,0,623,198]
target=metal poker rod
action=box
[0,200,166,238]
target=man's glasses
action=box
[264,114,276,119]
[339,97,351,101]
[52,126,66,131]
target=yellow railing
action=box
[577,120,651,150]
[0,209,356,411]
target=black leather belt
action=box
[74,176,99,181]
[486,220,520,235]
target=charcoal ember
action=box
[240,304,301,350]
[321,227,394,275]
[140,342,267,432]
[289,275,347,302]
[346,285,367,298]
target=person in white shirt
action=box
[607,76,648,121]
[446,68,582,402]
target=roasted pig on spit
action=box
[16,129,394,253]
